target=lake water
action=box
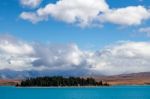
[0,86,150,99]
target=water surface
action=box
[1,86,150,99]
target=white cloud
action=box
[98,6,150,26]
[0,35,34,55]
[139,27,150,37]
[20,0,150,27]
[20,12,45,23]
[20,0,109,26]
[0,35,150,76]
[32,43,85,69]
[0,35,35,71]
[37,0,109,26]
[20,0,42,8]
[93,41,150,75]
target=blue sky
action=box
[0,0,150,77]
[0,0,150,50]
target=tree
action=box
[19,76,109,87]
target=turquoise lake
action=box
[0,86,150,99]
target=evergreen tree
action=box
[19,76,109,87]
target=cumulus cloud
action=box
[0,35,34,55]
[93,41,150,75]
[0,35,35,71]
[98,6,150,26]
[0,35,150,76]
[20,0,109,26]
[32,43,85,69]
[20,0,150,27]
[20,0,42,8]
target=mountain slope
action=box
[94,72,150,85]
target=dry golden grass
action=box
[0,80,21,86]
[94,72,150,85]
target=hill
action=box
[94,72,150,85]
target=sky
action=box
[0,0,150,78]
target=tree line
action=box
[18,76,109,87]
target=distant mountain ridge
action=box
[0,69,92,79]
[0,69,150,85]
[0,71,150,85]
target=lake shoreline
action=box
[17,85,150,88]
[1,83,150,88]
